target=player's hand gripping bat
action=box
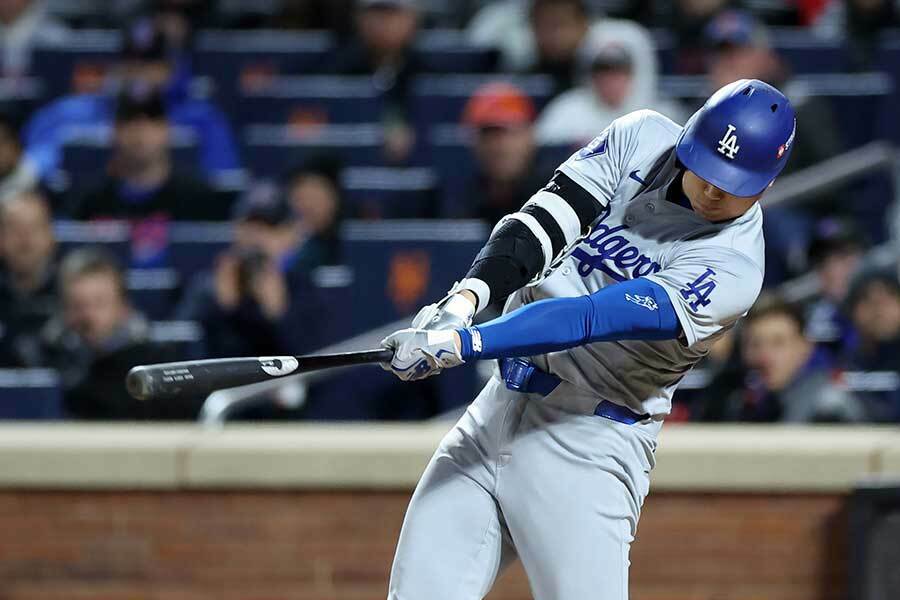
[126,349,394,401]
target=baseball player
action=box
[381,79,796,599]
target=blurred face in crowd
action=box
[0,0,31,24]
[851,280,900,343]
[114,115,170,173]
[708,45,779,90]
[475,125,535,184]
[531,1,588,64]
[0,122,21,178]
[357,5,418,58]
[851,0,888,12]
[0,193,55,281]
[155,0,209,48]
[677,0,727,18]
[289,174,339,235]
[743,311,812,392]
[121,59,173,90]
[64,270,131,348]
[681,170,763,222]
[817,248,862,303]
[591,68,632,108]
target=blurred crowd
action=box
[0,0,898,422]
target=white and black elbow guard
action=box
[465,171,606,304]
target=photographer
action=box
[175,182,324,358]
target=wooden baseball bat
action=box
[126,349,394,401]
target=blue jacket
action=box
[24,79,241,183]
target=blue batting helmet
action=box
[676,79,796,197]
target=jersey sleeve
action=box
[556,110,647,207]
[644,246,764,348]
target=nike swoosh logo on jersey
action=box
[629,170,645,184]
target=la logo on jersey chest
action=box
[716,124,740,159]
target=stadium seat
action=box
[0,369,63,419]
[659,72,894,149]
[127,269,182,320]
[165,222,233,276]
[341,167,441,219]
[58,126,200,192]
[414,29,499,73]
[192,30,336,106]
[427,124,575,212]
[55,220,131,261]
[410,74,556,131]
[30,32,121,97]
[875,35,900,144]
[338,219,489,333]
[0,76,47,122]
[652,28,853,75]
[235,76,383,126]
[242,124,386,177]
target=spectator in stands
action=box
[23,17,241,187]
[660,0,728,74]
[332,0,423,163]
[34,248,189,419]
[845,0,899,68]
[68,85,225,221]
[0,111,36,202]
[814,0,899,69]
[527,0,590,95]
[446,82,552,226]
[844,268,900,421]
[804,219,866,355]
[468,0,590,96]
[703,10,842,285]
[681,329,747,421]
[0,190,57,366]
[175,182,324,359]
[285,160,343,273]
[0,0,70,76]
[704,11,841,175]
[536,39,685,145]
[730,296,866,423]
[468,0,659,101]
[148,0,216,50]
[846,269,900,371]
[271,0,355,34]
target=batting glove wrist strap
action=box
[457,327,483,361]
[411,280,477,331]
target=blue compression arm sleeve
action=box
[457,278,680,360]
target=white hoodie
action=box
[535,20,686,145]
[0,0,69,75]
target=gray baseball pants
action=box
[387,376,661,600]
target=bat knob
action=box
[126,366,154,401]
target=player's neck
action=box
[665,171,693,211]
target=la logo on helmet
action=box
[716,124,740,159]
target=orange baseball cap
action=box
[462,82,536,129]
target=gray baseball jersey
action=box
[387,109,766,600]
[506,109,765,417]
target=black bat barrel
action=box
[126,350,394,401]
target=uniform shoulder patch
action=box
[575,133,609,161]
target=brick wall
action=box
[0,491,846,600]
